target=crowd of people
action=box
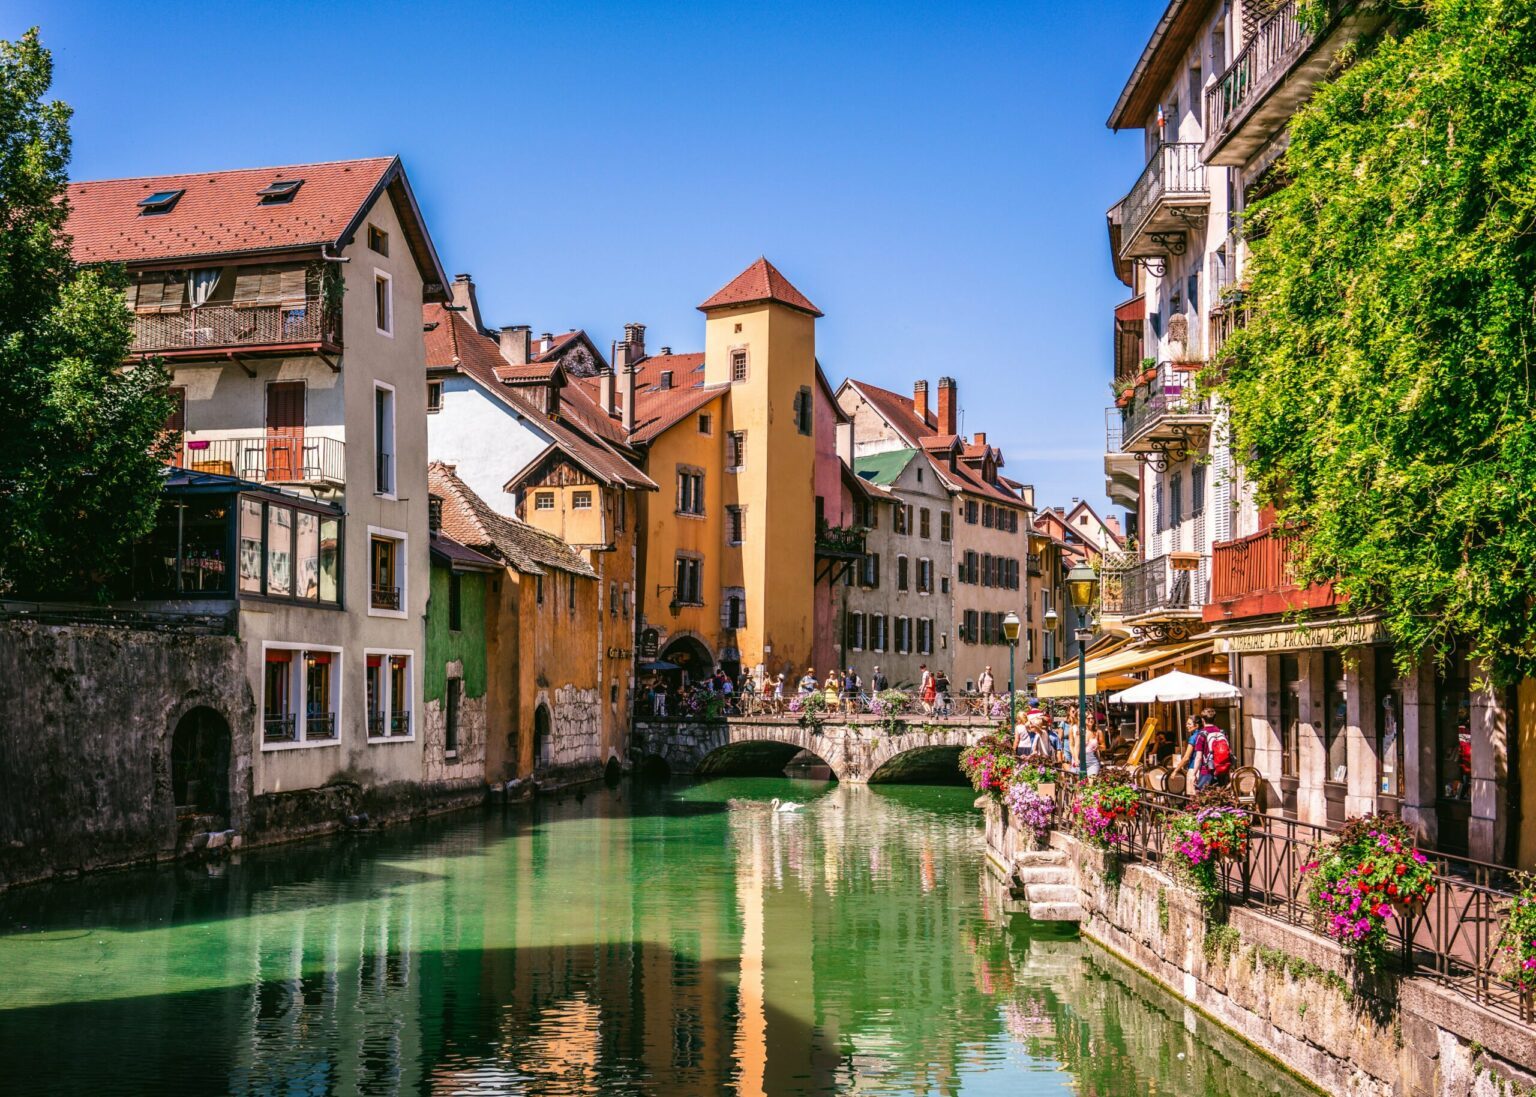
[1011,702,1234,789]
[639,662,1001,719]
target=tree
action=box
[0,29,172,596]
[1222,0,1536,684]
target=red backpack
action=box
[1206,727,1232,775]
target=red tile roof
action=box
[631,384,729,444]
[70,156,392,264]
[429,462,596,578]
[429,531,501,572]
[530,330,582,361]
[698,257,822,317]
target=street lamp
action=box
[1065,562,1100,779]
[1002,610,1021,733]
[1043,607,1059,669]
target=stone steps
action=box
[1028,901,1085,921]
[1016,865,1070,885]
[1016,849,1067,866]
[1024,883,1079,905]
[1014,848,1081,921]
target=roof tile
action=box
[698,257,822,317]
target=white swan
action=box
[770,798,804,813]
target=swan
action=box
[770,798,804,813]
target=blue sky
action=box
[12,0,1160,515]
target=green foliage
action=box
[1221,0,1536,683]
[0,29,172,596]
[1202,923,1242,966]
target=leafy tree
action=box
[0,29,172,596]
[1223,0,1536,684]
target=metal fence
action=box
[178,435,346,485]
[133,298,341,354]
[1120,143,1207,244]
[1205,0,1312,146]
[635,690,1022,723]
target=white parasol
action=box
[1109,669,1241,705]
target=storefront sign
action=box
[1222,619,1388,654]
[638,628,659,661]
[607,648,632,660]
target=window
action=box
[674,555,703,604]
[730,349,748,382]
[897,555,910,592]
[960,609,979,643]
[920,508,931,539]
[861,552,880,588]
[1192,464,1206,517]
[609,581,618,618]
[794,387,813,435]
[536,574,544,605]
[300,653,331,737]
[367,224,389,256]
[257,179,304,204]
[918,618,933,655]
[445,677,461,756]
[370,533,404,613]
[365,653,413,740]
[918,557,933,594]
[677,468,705,516]
[727,431,746,471]
[535,492,555,510]
[374,384,395,495]
[894,505,908,535]
[236,496,341,605]
[1169,472,1185,525]
[426,379,443,413]
[263,645,341,749]
[572,490,593,510]
[904,504,914,535]
[448,572,463,631]
[894,617,910,654]
[137,189,184,214]
[965,500,979,524]
[847,612,866,650]
[622,582,631,618]
[698,413,712,435]
[941,576,951,596]
[941,511,952,541]
[725,592,746,630]
[870,614,888,652]
[726,505,745,545]
[568,572,576,613]
[374,271,393,336]
[983,503,995,528]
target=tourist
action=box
[823,670,842,708]
[978,666,995,703]
[1200,708,1233,789]
[919,665,936,714]
[843,667,861,714]
[799,669,818,696]
[872,665,889,692]
[772,672,787,712]
[1017,711,1053,760]
[1174,715,1208,790]
[933,669,951,716]
[652,680,668,718]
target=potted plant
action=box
[1005,781,1057,850]
[1300,814,1437,970]
[1166,805,1251,907]
[1068,772,1140,851]
[959,734,1017,799]
[1499,873,1536,1021]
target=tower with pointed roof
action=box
[698,257,822,677]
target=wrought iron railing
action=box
[304,712,337,740]
[178,435,345,485]
[263,713,297,744]
[1109,365,1213,450]
[388,711,412,737]
[1045,772,1531,1026]
[371,585,401,611]
[1205,0,1313,148]
[633,690,1020,723]
[1119,143,1207,248]
[133,297,341,355]
[815,521,867,557]
[1111,553,1209,617]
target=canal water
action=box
[0,779,1309,1095]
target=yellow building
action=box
[596,259,825,685]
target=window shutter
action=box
[278,266,308,306]
[234,266,268,306]
[156,273,185,313]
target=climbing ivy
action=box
[1223,0,1536,684]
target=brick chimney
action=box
[913,379,930,426]
[937,376,957,436]
[973,431,986,447]
[623,322,646,360]
[539,332,554,355]
[451,274,482,332]
[498,325,530,366]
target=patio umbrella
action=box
[1109,669,1241,705]
[639,660,681,672]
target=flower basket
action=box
[1068,774,1140,850]
[1499,874,1536,1008]
[1004,781,1056,849]
[959,735,1017,798]
[1301,814,1436,970]
[1165,806,1251,907]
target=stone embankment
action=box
[982,800,1536,1097]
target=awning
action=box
[1035,639,1214,699]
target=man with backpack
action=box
[1198,708,1233,790]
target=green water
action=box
[0,779,1309,1095]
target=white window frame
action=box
[367,524,410,620]
[572,490,593,510]
[364,646,417,744]
[535,491,555,510]
[373,380,397,499]
[730,347,749,383]
[373,268,393,337]
[260,641,343,752]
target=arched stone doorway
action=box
[171,706,231,818]
[659,634,713,686]
[534,704,553,770]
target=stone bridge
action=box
[633,715,999,783]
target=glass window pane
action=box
[239,498,264,593]
[266,505,292,596]
[295,511,319,601]
[319,518,340,604]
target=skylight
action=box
[256,179,304,203]
[137,189,184,214]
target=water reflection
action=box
[0,779,1306,1095]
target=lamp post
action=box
[1065,562,1100,779]
[1002,611,1021,733]
[1043,607,1059,669]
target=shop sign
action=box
[1223,619,1388,654]
[638,628,659,661]
[607,648,633,660]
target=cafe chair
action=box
[1231,766,1263,811]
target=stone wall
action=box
[983,802,1536,1096]
[0,619,255,888]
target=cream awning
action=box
[1035,639,1214,699]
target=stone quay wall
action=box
[982,802,1536,1096]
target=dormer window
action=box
[257,179,304,203]
[137,189,184,215]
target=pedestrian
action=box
[823,669,841,708]
[843,667,861,714]
[919,664,936,713]
[872,665,889,693]
[1200,708,1233,789]
[1174,714,1207,790]
[653,680,668,718]
[934,669,951,715]
[978,666,995,704]
[799,668,818,697]
[773,672,786,711]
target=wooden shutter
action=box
[278,266,308,307]
[233,266,267,306]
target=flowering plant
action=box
[1005,782,1056,847]
[988,693,1016,720]
[1015,762,1056,790]
[959,735,1017,797]
[1301,814,1436,968]
[1166,806,1251,905]
[870,690,910,736]
[1069,774,1140,849]
[792,690,829,729]
[1499,873,1536,997]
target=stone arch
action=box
[533,703,553,770]
[659,633,713,684]
[866,728,986,785]
[171,706,232,818]
[694,725,849,781]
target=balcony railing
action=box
[1102,553,1208,619]
[1207,525,1339,620]
[815,522,867,557]
[1206,1,1312,149]
[371,585,401,611]
[1118,143,1207,255]
[1208,301,1250,368]
[1108,365,1213,453]
[177,435,345,486]
[304,711,337,740]
[389,711,411,737]
[132,298,341,356]
[263,713,297,744]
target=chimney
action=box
[1106,515,1124,538]
[539,332,554,354]
[659,346,671,356]
[973,431,986,447]
[498,324,530,366]
[623,323,646,360]
[598,366,616,417]
[660,370,673,390]
[937,376,957,435]
[451,274,482,332]
[616,341,637,434]
[913,379,930,425]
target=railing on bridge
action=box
[634,690,1020,724]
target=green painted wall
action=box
[425,563,488,702]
